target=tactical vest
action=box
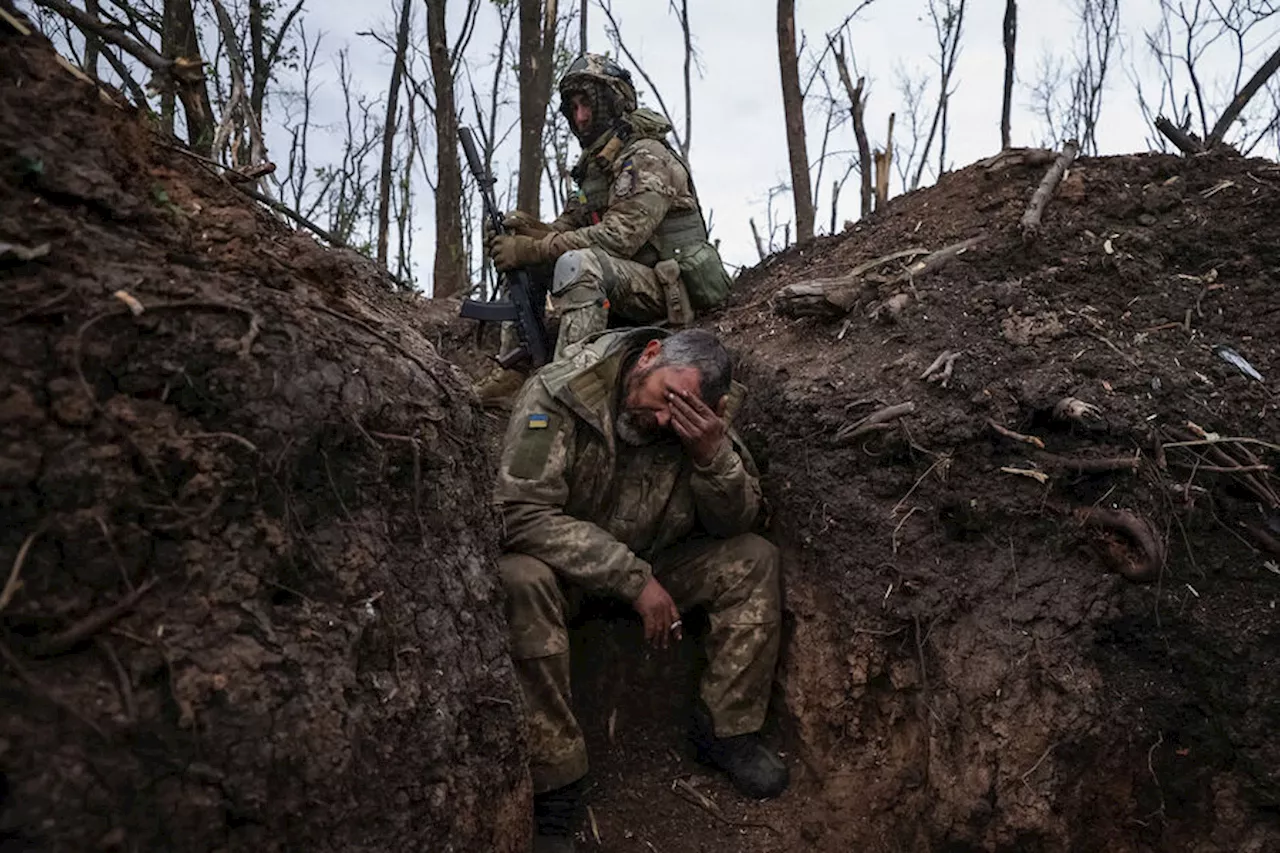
[571,112,732,310]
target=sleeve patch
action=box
[508,411,562,479]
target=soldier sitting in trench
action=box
[476,53,732,405]
[495,326,788,852]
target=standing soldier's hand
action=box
[502,210,553,237]
[667,387,728,467]
[633,577,682,648]
[491,234,548,271]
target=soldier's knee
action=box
[704,534,780,616]
[551,249,603,300]
[499,552,558,603]
[499,553,568,658]
[730,533,780,576]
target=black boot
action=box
[691,705,789,800]
[532,777,585,853]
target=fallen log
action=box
[1020,140,1080,241]
[774,247,929,317]
[977,147,1057,174]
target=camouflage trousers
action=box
[498,249,667,361]
[499,533,781,794]
[549,248,667,360]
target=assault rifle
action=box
[457,125,552,369]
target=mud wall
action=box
[723,145,1280,852]
[0,25,527,852]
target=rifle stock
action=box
[458,125,552,368]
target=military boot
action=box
[532,777,585,853]
[472,365,527,408]
[691,704,789,800]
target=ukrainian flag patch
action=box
[528,413,550,429]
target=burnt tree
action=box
[517,0,558,217]
[778,0,814,243]
[426,0,466,297]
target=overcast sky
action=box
[359,0,1269,290]
[30,0,1278,293]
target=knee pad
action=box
[551,249,598,296]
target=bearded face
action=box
[616,364,663,446]
[615,359,704,447]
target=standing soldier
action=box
[476,54,732,404]
[495,327,788,852]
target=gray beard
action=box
[615,410,659,446]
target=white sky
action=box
[24,0,1280,292]
[386,0,1274,289]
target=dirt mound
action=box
[0,22,526,853]
[708,148,1280,849]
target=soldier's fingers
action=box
[670,403,703,437]
[670,396,708,433]
[670,406,697,438]
[677,388,715,417]
[668,390,704,421]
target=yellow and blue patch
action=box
[528,413,550,429]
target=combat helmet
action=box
[558,53,637,144]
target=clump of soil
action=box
[0,20,526,853]
[711,147,1280,850]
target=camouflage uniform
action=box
[496,55,728,362]
[538,108,702,358]
[495,328,781,794]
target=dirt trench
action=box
[477,153,1280,851]
[4,7,1280,853]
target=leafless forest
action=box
[22,0,1280,293]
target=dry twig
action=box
[32,578,158,657]
[670,778,778,833]
[1,521,48,614]
[0,639,105,737]
[987,419,1045,449]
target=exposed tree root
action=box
[1072,507,1166,583]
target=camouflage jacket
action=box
[546,110,702,265]
[495,328,761,601]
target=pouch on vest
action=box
[669,240,732,310]
[655,259,694,326]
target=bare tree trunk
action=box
[159,0,178,136]
[749,217,766,260]
[875,112,894,211]
[83,0,101,77]
[166,0,215,156]
[831,35,872,218]
[777,0,814,243]
[517,0,558,217]
[1207,44,1280,148]
[1001,0,1016,149]
[377,0,413,267]
[426,0,466,297]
